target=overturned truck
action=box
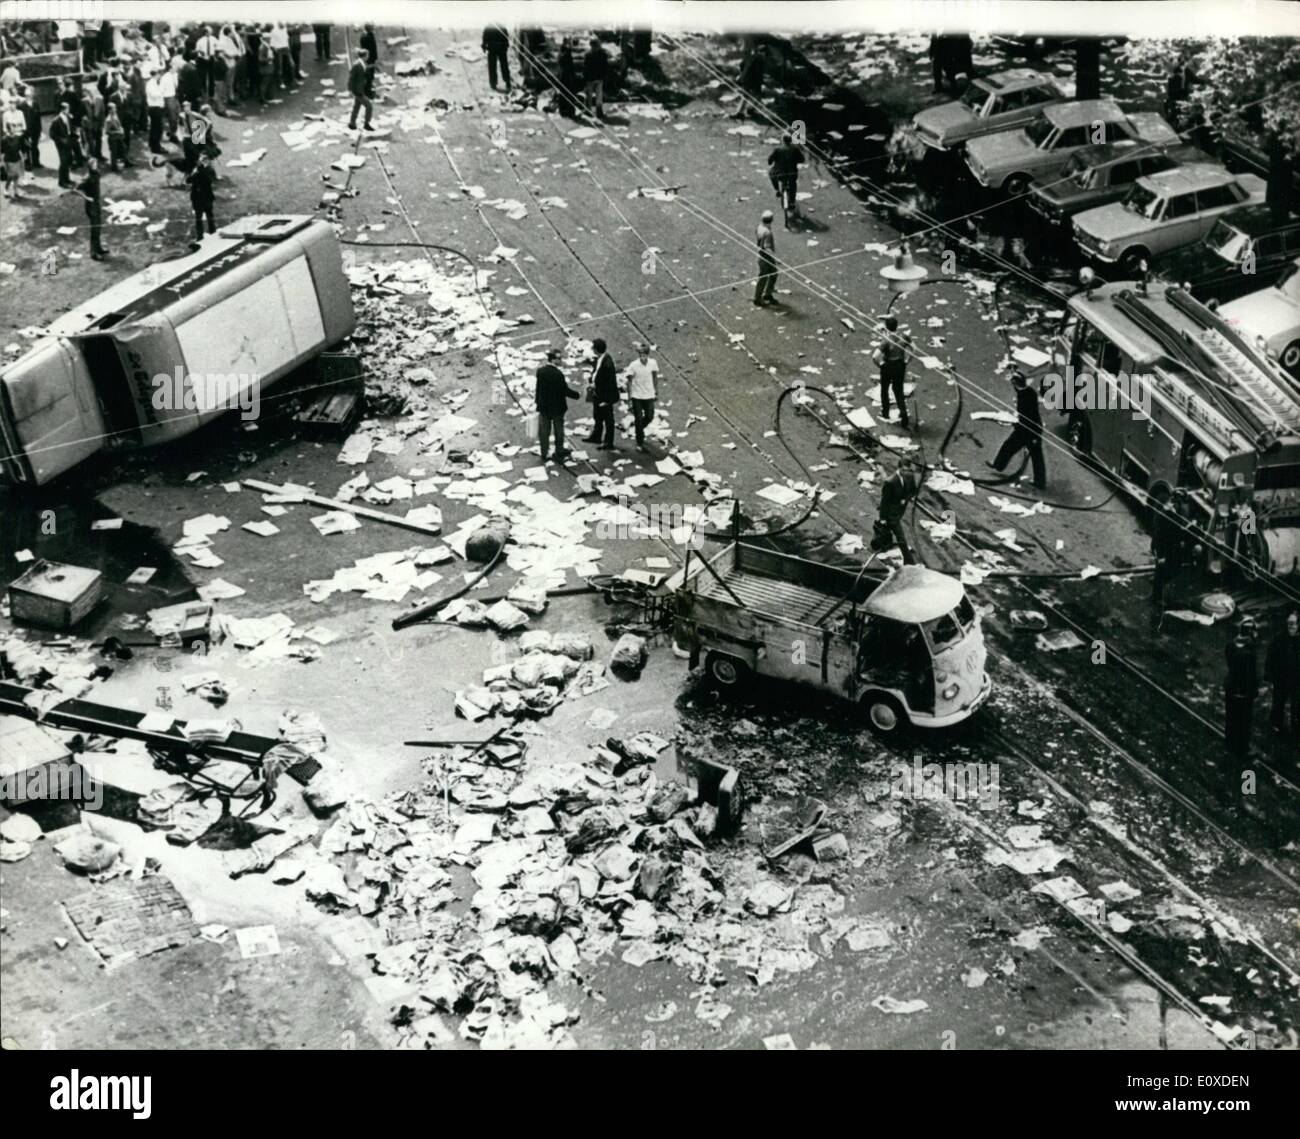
[0,216,355,487]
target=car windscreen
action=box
[1123,182,1163,219]
[1205,219,1250,263]
[1064,152,1094,186]
[961,85,992,112]
[1026,118,1055,146]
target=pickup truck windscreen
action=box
[924,613,964,650]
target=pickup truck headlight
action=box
[941,682,960,701]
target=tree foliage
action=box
[1190,37,1300,146]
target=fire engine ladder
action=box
[1166,288,1300,436]
[1195,330,1300,434]
[1113,290,1260,437]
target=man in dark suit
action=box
[584,337,620,450]
[18,87,42,171]
[60,78,86,167]
[1225,618,1259,759]
[347,50,373,130]
[582,37,608,119]
[186,151,217,243]
[360,24,378,96]
[988,370,1046,489]
[1266,609,1299,743]
[74,156,107,259]
[535,349,580,463]
[177,54,202,109]
[875,458,920,564]
[360,25,379,68]
[49,101,75,186]
[482,25,511,92]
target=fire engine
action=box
[1050,277,1300,577]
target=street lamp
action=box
[880,240,928,295]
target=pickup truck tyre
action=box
[707,652,749,687]
[1281,340,1300,375]
[862,692,907,734]
[1118,247,1149,278]
[1002,172,1030,196]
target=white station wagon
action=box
[1073,163,1268,277]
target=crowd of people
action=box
[0,19,368,250]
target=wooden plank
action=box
[242,479,443,537]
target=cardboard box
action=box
[7,560,104,630]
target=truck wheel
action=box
[707,653,748,686]
[1003,172,1030,196]
[1281,340,1300,376]
[862,693,906,733]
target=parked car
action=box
[965,99,1179,196]
[1219,258,1300,377]
[1027,141,1208,227]
[909,68,1066,153]
[1073,163,1268,277]
[1155,205,1300,303]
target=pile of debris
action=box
[454,630,602,720]
[301,726,868,1047]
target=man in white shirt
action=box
[145,72,165,153]
[195,25,219,101]
[624,342,662,451]
[218,27,242,106]
[158,64,179,144]
[269,23,292,90]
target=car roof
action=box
[1135,162,1237,193]
[1069,140,1141,166]
[1216,204,1300,236]
[1044,99,1125,126]
[981,68,1053,92]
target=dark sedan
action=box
[1156,205,1300,303]
[1027,142,1207,227]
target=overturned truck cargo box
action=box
[0,216,356,487]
